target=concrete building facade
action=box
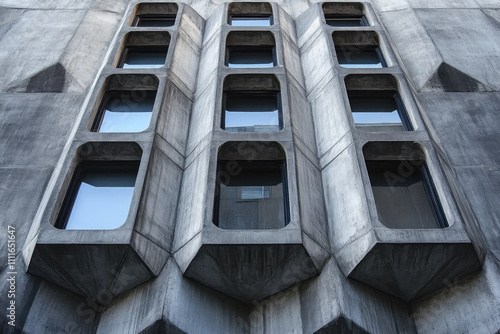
[0,0,499,333]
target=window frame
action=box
[347,90,413,130]
[335,45,386,68]
[117,45,169,69]
[91,89,157,133]
[365,159,448,229]
[55,161,140,230]
[221,90,283,132]
[225,45,277,68]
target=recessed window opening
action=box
[323,2,367,26]
[363,142,447,229]
[226,31,276,68]
[227,47,275,68]
[222,74,282,132]
[92,90,157,133]
[120,47,168,68]
[131,3,178,27]
[213,142,290,229]
[91,74,159,133]
[56,161,139,230]
[348,90,411,129]
[228,2,273,26]
[117,32,170,69]
[345,75,412,131]
[336,46,385,68]
[223,92,281,132]
[333,31,386,68]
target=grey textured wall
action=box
[0,0,499,333]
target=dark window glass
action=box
[226,47,275,68]
[214,161,289,229]
[336,46,385,68]
[119,46,168,69]
[348,91,412,130]
[56,162,139,230]
[325,16,367,27]
[366,160,447,229]
[229,15,272,26]
[222,92,282,132]
[134,15,176,27]
[92,90,156,133]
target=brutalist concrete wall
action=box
[0,1,499,334]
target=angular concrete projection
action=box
[95,258,248,334]
[329,142,482,301]
[415,8,500,91]
[6,63,82,93]
[0,9,86,92]
[378,7,443,91]
[421,62,494,92]
[411,257,500,334]
[168,4,205,99]
[175,142,328,303]
[24,3,203,303]
[250,259,413,333]
[4,1,500,333]
[27,141,182,302]
[173,3,329,303]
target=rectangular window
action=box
[214,160,289,229]
[119,46,168,69]
[56,162,139,230]
[133,14,176,27]
[92,90,156,133]
[229,15,272,26]
[336,45,385,68]
[348,91,412,130]
[366,160,447,229]
[226,47,275,68]
[222,92,282,132]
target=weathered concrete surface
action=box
[250,259,414,333]
[418,93,500,258]
[415,8,500,91]
[412,255,500,333]
[96,258,249,334]
[0,0,499,333]
[23,2,204,305]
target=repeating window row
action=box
[56,141,447,230]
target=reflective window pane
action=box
[63,164,139,230]
[227,48,275,68]
[336,47,385,68]
[121,48,168,69]
[348,92,411,129]
[366,161,446,229]
[230,16,272,26]
[223,93,281,132]
[95,90,156,133]
[215,161,288,229]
